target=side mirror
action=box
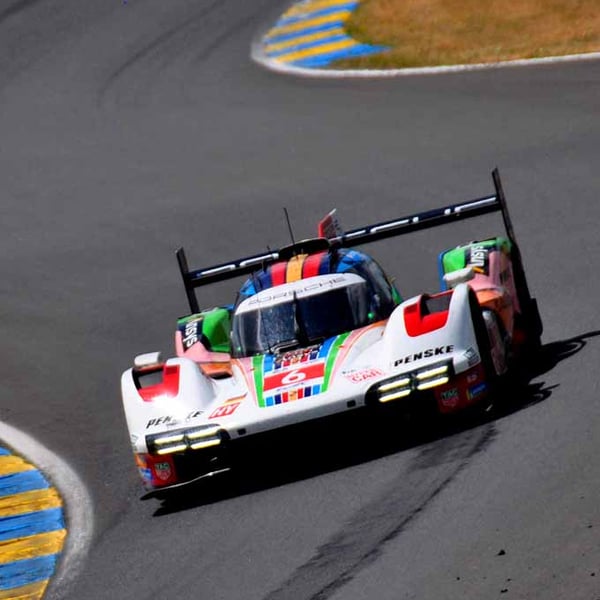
[443,267,475,289]
[134,351,163,369]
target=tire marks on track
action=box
[265,424,495,600]
[100,0,268,105]
[101,0,221,98]
[0,0,44,26]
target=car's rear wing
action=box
[177,168,521,314]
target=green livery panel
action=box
[439,237,512,287]
[178,307,232,353]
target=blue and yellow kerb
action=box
[0,446,66,599]
[261,0,387,68]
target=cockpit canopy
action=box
[231,273,379,357]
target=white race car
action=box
[121,170,542,498]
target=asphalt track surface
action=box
[1,1,600,599]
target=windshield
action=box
[231,280,371,357]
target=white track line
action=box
[0,421,94,600]
[251,43,600,78]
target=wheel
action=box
[468,291,507,411]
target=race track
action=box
[1,1,600,598]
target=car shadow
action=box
[491,329,600,418]
[152,330,598,516]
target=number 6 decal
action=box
[281,368,307,385]
[264,362,325,392]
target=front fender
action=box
[121,356,217,453]
[380,283,480,373]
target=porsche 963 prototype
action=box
[121,169,542,498]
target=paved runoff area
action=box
[0,446,66,599]
[259,0,386,68]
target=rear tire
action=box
[468,291,505,411]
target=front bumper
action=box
[366,362,488,414]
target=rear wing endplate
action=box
[177,168,519,313]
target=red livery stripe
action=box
[138,365,180,401]
[404,302,449,337]
[270,261,287,286]
[302,251,327,278]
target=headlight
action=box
[146,425,223,455]
[378,376,412,403]
[379,388,412,403]
[415,365,449,380]
[372,362,451,404]
[151,432,187,455]
[414,364,450,390]
[378,377,411,393]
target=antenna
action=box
[283,208,296,248]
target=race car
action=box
[121,169,542,498]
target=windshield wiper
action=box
[292,291,310,347]
[271,339,300,354]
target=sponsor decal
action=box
[343,368,385,383]
[468,382,487,400]
[246,276,347,305]
[146,410,204,429]
[318,209,343,239]
[467,372,479,384]
[253,333,349,408]
[394,345,454,366]
[468,244,489,274]
[464,347,480,367]
[185,410,203,422]
[146,415,176,429]
[264,362,325,392]
[154,462,172,481]
[209,402,240,419]
[439,387,459,408]
[139,467,152,483]
[275,345,320,367]
[182,320,199,349]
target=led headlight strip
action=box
[147,425,222,455]
[376,362,450,403]
[378,376,411,403]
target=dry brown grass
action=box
[337,0,600,68]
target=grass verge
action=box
[335,0,600,69]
